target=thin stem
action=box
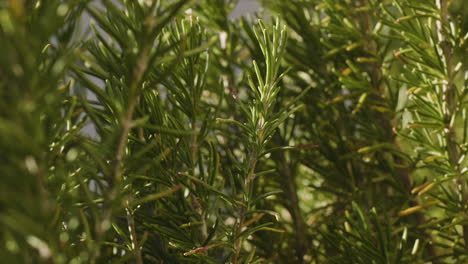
[126,200,143,264]
[230,20,287,263]
[93,26,153,264]
[437,0,468,250]
[189,119,208,243]
[232,149,258,264]
[357,0,439,257]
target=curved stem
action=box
[93,24,153,264]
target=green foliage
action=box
[1,0,468,263]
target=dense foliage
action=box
[1,0,468,263]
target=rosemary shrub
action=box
[1,0,468,263]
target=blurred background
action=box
[232,0,259,18]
